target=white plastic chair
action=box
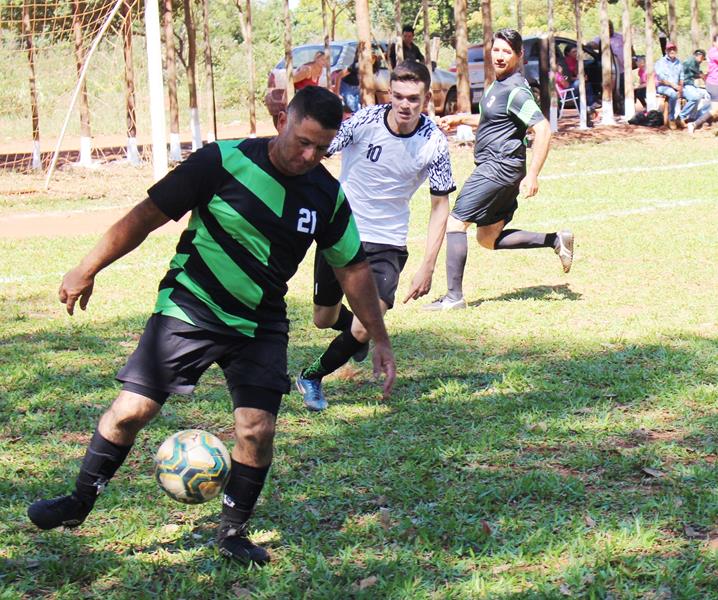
[557,86,578,119]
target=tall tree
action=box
[690,0,700,50]
[481,0,494,86]
[22,0,41,169]
[284,0,294,102]
[644,0,657,110]
[200,0,216,142]
[72,0,92,166]
[243,0,256,136]
[422,0,435,116]
[622,0,634,119]
[516,0,523,34]
[712,0,717,44]
[183,0,201,150]
[121,0,139,165]
[547,0,557,131]
[322,0,331,87]
[393,0,403,67]
[573,0,588,129]
[599,0,615,124]
[667,0,677,44]
[454,0,471,112]
[356,0,374,106]
[164,0,181,161]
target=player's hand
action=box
[519,174,539,198]
[372,340,396,400]
[437,115,459,133]
[403,266,433,303]
[59,266,95,315]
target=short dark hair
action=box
[287,86,343,130]
[492,28,523,56]
[695,49,706,57]
[402,24,415,34]
[390,60,431,91]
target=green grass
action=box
[2,131,718,598]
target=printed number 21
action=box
[297,208,317,234]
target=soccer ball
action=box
[154,429,231,504]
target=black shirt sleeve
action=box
[147,143,225,221]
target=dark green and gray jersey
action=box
[148,138,363,338]
[473,71,545,185]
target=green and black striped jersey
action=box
[148,138,363,338]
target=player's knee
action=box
[350,321,370,343]
[313,306,338,329]
[235,417,275,455]
[103,397,156,435]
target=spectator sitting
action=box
[691,33,718,133]
[294,51,329,90]
[680,49,710,123]
[563,45,597,108]
[389,25,425,69]
[655,42,685,129]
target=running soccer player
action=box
[296,60,456,411]
[26,87,395,566]
[425,28,573,311]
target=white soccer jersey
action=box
[328,104,456,246]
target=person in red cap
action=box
[655,42,685,129]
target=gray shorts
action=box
[451,170,520,226]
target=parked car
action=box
[265,41,458,116]
[451,35,618,106]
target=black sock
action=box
[302,330,364,380]
[694,111,713,129]
[494,229,557,250]
[446,231,468,300]
[221,459,270,525]
[331,304,354,331]
[74,429,132,507]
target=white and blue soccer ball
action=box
[154,429,231,504]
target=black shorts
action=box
[451,170,520,226]
[116,314,290,413]
[313,242,409,309]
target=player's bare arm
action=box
[520,118,551,198]
[403,194,450,303]
[438,112,480,132]
[333,261,396,398]
[59,198,170,315]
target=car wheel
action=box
[444,87,458,115]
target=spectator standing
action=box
[389,25,425,69]
[590,20,629,114]
[655,42,684,129]
[294,51,329,90]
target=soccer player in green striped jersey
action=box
[27,87,395,566]
[425,28,574,311]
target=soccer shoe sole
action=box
[555,231,574,274]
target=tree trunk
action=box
[667,0,677,45]
[547,0,557,131]
[712,0,717,44]
[72,0,93,165]
[164,0,181,161]
[201,0,216,142]
[284,0,294,101]
[356,0,374,106]
[481,0,494,86]
[599,0,615,124]
[183,0,201,149]
[516,0,523,35]
[622,0,635,119]
[393,0,403,67]
[573,0,588,129]
[454,0,471,112]
[121,0,140,165]
[22,0,41,169]
[645,0,657,110]
[322,0,331,89]
[422,0,435,116]
[690,0,700,50]
[244,0,256,136]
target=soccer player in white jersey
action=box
[297,60,456,411]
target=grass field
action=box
[2,130,718,598]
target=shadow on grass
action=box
[468,283,583,307]
[3,308,718,597]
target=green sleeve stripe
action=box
[514,98,543,125]
[191,217,264,310]
[174,271,258,336]
[169,252,190,270]
[217,140,285,218]
[322,216,361,267]
[331,187,346,222]
[153,287,193,324]
[208,195,270,266]
[506,87,522,113]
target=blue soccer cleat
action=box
[296,373,328,411]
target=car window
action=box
[468,46,484,63]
